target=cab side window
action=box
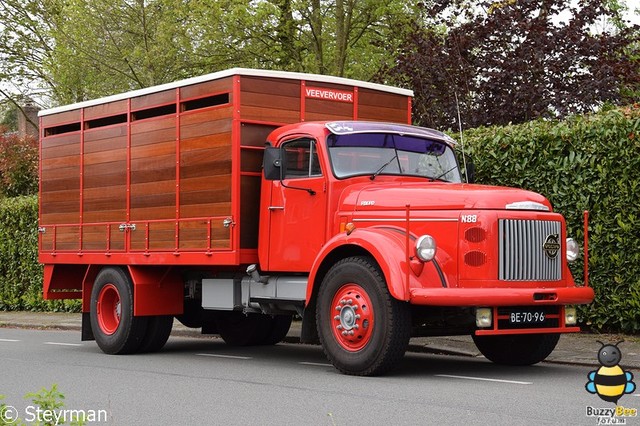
[282,139,322,179]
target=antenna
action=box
[454,92,469,183]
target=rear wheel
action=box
[215,312,272,346]
[472,333,560,365]
[138,316,173,353]
[260,315,293,345]
[316,256,411,376]
[216,313,293,346]
[175,299,204,328]
[90,267,148,354]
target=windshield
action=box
[327,132,462,182]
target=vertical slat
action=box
[507,221,515,280]
[527,220,532,280]
[540,220,544,280]
[499,220,504,280]
[518,220,524,279]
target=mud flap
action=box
[81,312,95,341]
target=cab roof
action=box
[325,121,456,145]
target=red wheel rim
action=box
[330,284,374,351]
[97,283,121,335]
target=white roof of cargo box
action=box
[39,68,414,117]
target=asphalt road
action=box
[1,328,638,426]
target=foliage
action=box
[1,385,86,426]
[0,129,38,198]
[379,0,640,130]
[0,104,18,132]
[0,0,415,106]
[0,196,79,312]
[461,104,640,333]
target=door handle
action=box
[268,206,284,211]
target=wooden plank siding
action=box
[357,89,409,123]
[237,123,278,248]
[40,131,81,231]
[38,69,412,262]
[83,124,127,226]
[130,115,176,222]
[178,107,233,229]
[240,76,301,123]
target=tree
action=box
[0,103,18,132]
[0,128,38,197]
[0,0,416,109]
[378,0,640,129]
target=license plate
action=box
[509,310,546,325]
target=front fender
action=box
[308,227,414,302]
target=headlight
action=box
[566,238,579,263]
[415,235,436,262]
[476,308,492,328]
[565,306,577,325]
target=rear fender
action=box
[43,264,84,300]
[128,265,183,316]
[308,227,413,303]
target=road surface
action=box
[1,328,637,425]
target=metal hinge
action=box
[223,217,235,228]
[118,223,137,232]
[38,227,46,233]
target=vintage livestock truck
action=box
[38,68,594,375]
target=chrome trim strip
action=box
[352,218,458,222]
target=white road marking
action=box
[299,362,333,367]
[435,374,532,385]
[44,342,83,347]
[0,338,20,342]
[196,353,252,360]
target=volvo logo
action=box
[543,234,561,259]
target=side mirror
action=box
[263,146,282,181]
[464,156,475,184]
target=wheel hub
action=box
[97,283,121,336]
[330,284,374,351]
[336,299,362,333]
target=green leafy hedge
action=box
[462,104,640,332]
[0,196,79,312]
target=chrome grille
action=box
[499,219,562,281]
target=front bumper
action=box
[409,286,594,307]
[409,286,593,336]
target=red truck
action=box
[38,68,594,375]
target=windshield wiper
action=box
[429,166,458,182]
[370,154,399,180]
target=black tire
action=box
[260,315,293,345]
[175,299,204,328]
[316,256,411,376]
[472,333,560,366]
[215,312,272,346]
[90,267,148,355]
[138,316,173,353]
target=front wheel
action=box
[316,256,411,376]
[472,333,560,365]
[90,267,148,354]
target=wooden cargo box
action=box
[39,68,412,266]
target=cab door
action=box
[266,138,327,272]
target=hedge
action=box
[461,104,640,332]
[0,195,79,312]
